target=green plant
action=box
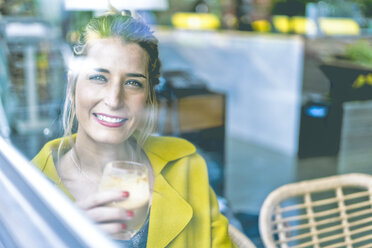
[344,40,372,68]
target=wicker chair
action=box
[228,224,257,248]
[259,173,372,248]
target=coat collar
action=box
[31,138,74,199]
[33,135,196,183]
[142,135,196,175]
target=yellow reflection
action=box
[273,16,360,36]
[172,12,220,30]
[251,20,272,33]
[273,15,291,33]
[291,17,317,35]
[319,18,360,36]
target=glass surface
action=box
[0,137,118,248]
[99,161,152,240]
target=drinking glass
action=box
[99,160,153,240]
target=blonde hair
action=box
[59,13,161,155]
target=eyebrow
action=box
[126,73,147,79]
[93,68,147,79]
[94,68,110,73]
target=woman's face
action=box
[74,38,149,145]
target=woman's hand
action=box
[76,190,133,235]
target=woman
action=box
[32,13,235,247]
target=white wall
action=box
[157,30,304,156]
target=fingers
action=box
[75,190,134,237]
[99,223,127,235]
[77,190,129,210]
[86,206,133,223]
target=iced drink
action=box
[99,161,151,239]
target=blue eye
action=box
[125,80,143,88]
[88,74,107,82]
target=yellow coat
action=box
[32,135,235,247]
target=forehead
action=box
[84,38,149,72]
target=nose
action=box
[104,82,124,109]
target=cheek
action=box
[127,94,147,116]
[75,85,86,111]
[75,81,96,116]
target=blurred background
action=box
[2,0,372,246]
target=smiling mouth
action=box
[93,113,128,126]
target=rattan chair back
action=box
[229,224,257,248]
[259,173,372,248]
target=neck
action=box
[74,132,137,174]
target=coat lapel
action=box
[147,173,193,247]
[144,137,196,247]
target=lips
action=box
[93,113,128,128]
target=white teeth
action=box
[96,114,124,123]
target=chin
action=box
[92,130,133,145]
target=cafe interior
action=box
[1,0,372,247]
